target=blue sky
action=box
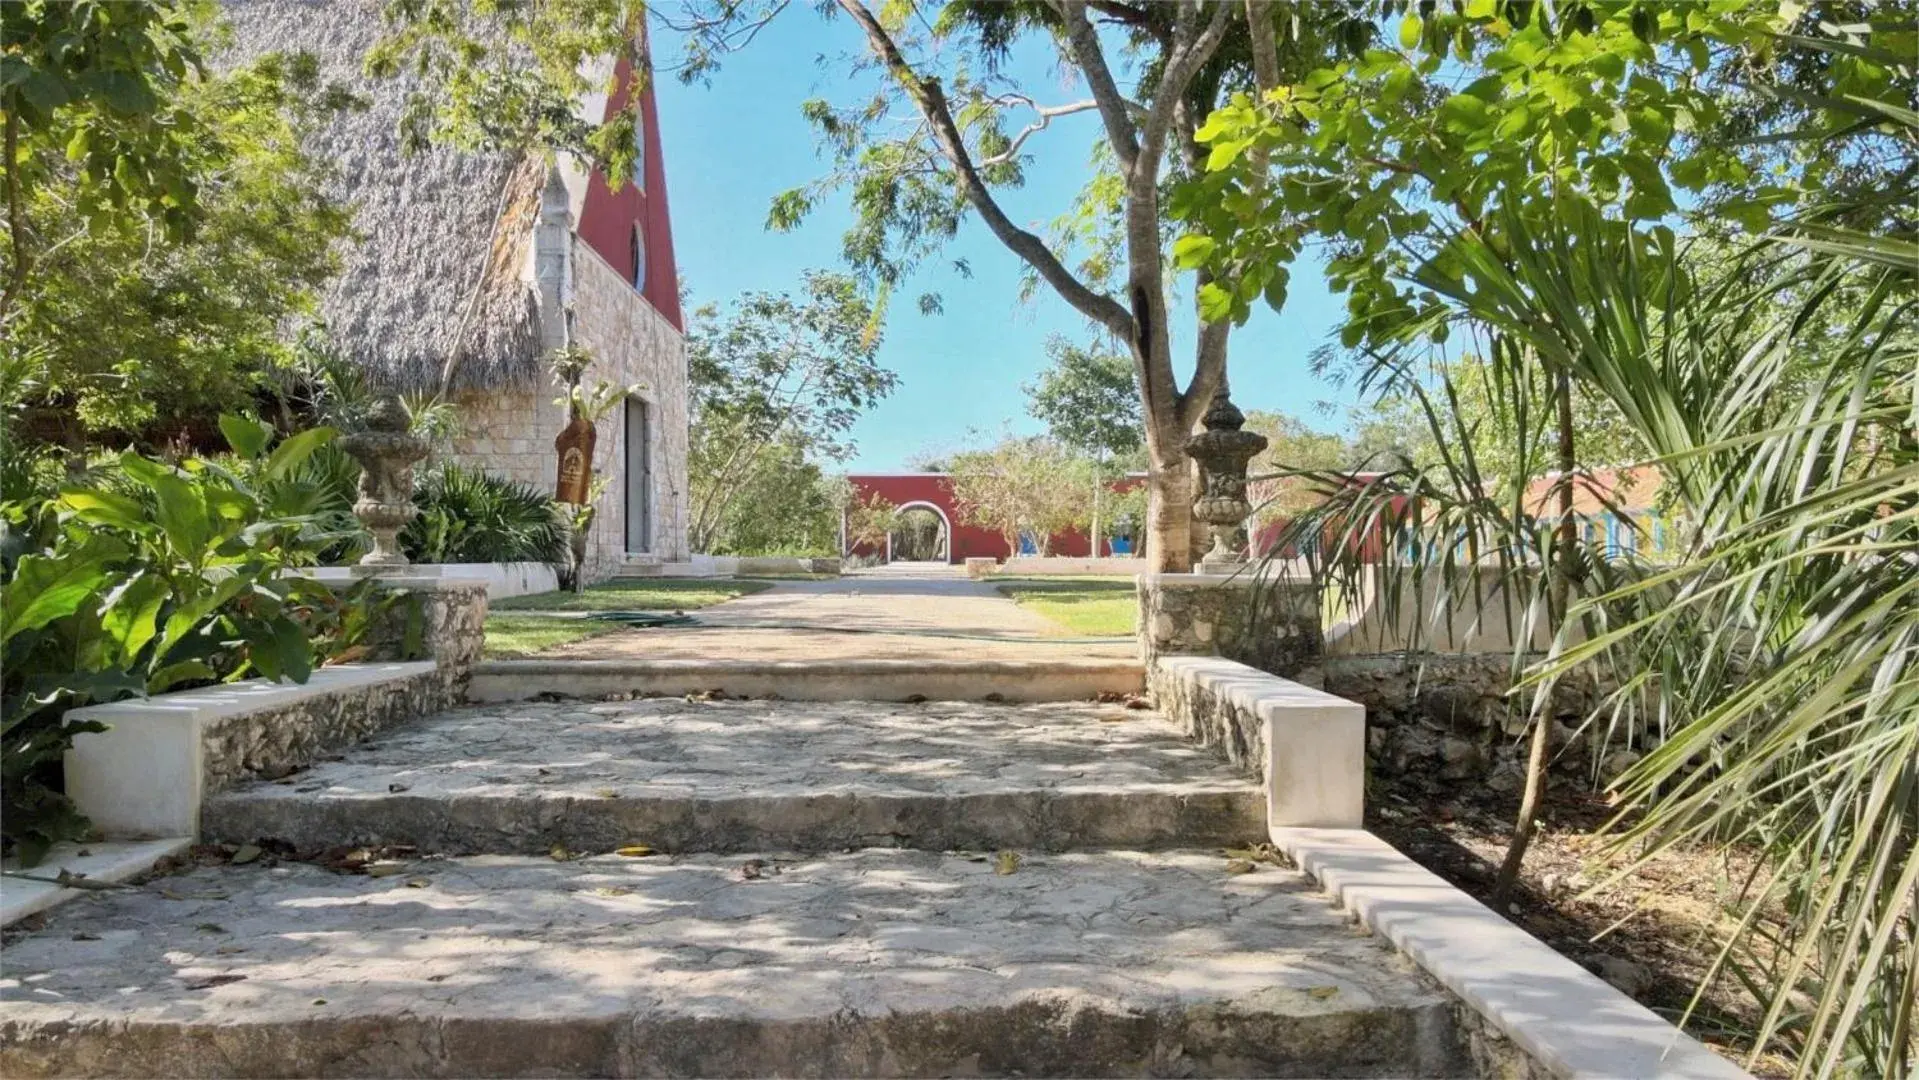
[652,11,1359,471]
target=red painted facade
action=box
[577,57,683,331]
[843,473,1147,564]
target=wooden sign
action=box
[554,415,597,505]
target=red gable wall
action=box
[577,57,683,331]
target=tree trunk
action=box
[1492,366,1578,907]
[1145,455,1194,573]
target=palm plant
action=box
[1274,85,1916,1072]
[402,463,569,566]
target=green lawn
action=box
[483,613,628,658]
[994,578,1138,637]
[493,578,771,612]
[485,578,771,657]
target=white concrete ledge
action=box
[65,662,437,837]
[1,838,192,926]
[1150,655,1364,828]
[470,658,1143,703]
[1272,827,1752,1080]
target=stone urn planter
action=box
[337,395,429,569]
[1184,385,1268,575]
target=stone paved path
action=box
[552,564,1138,662]
[0,850,1460,1077]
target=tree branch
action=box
[1138,0,1232,173]
[976,97,1104,168]
[834,0,1134,340]
[1053,2,1140,171]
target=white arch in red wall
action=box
[885,500,954,564]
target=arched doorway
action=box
[887,502,951,563]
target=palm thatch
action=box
[220,0,544,393]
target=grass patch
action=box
[483,614,628,658]
[494,578,771,613]
[485,577,773,657]
[994,578,1137,637]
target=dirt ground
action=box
[1368,772,1793,1076]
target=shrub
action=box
[402,463,568,566]
[0,415,382,863]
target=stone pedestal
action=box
[1137,572,1323,681]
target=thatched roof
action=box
[219,0,543,393]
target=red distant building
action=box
[842,473,1146,564]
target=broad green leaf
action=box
[1398,14,1423,51]
[261,426,336,482]
[1172,234,1217,269]
[218,413,270,459]
[1196,282,1235,323]
[58,488,146,532]
[2,553,112,643]
[99,573,169,666]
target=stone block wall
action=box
[1137,573,1323,680]
[357,577,489,710]
[446,239,689,583]
[1325,652,1628,792]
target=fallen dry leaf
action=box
[595,788,619,798]
[549,845,572,862]
[364,862,409,878]
[994,851,1022,876]
[1306,985,1340,1000]
[615,845,656,858]
[230,844,262,866]
[183,974,246,991]
[1224,859,1257,875]
[404,877,431,889]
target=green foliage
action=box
[947,436,1096,555]
[1174,0,1908,341]
[0,413,378,863]
[695,438,845,558]
[366,0,660,187]
[5,3,357,445]
[402,463,569,566]
[1196,6,1917,1068]
[687,271,895,554]
[1023,336,1142,462]
[1,1,208,257]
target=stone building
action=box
[225,1,690,580]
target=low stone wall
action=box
[62,576,489,838]
[355,576,489,712]
[1137,572,1322,679]
[1325,652,1627,789]
[1148,655,1365,828]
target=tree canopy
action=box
[685,270,896,553]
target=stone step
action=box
[202,699,1264,857]
[0,848,1468,1078]
[466,658,1145,704]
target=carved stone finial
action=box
[337,393,430,570]
[1184,382,1269,575]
